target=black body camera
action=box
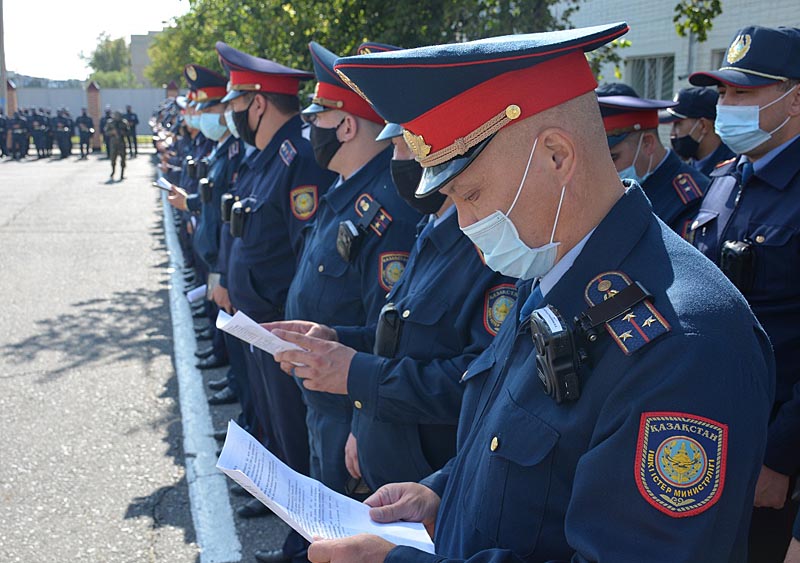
[720,240,755,293]
[199,178,214,204]
[221,193,236,223]
[373,303,402,358]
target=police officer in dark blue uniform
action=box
[270,116,516,492]
[0,108,7,157]
[597,83,710,240]
[281,39,420,503]
[8,110,28,160]
[660,87,734,175]
[688,25,800,563]
[30,108,47,158]
[300,22,775,563]
[52,108,74,158]
[75,108,94,159]
[216,42,338,563]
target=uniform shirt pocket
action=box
[395,298,451,358]
[748,222,799,297]
[465,390,559,556]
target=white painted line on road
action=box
[161,190,242,563]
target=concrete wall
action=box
[131,32,160,87]
[554,0,800,92]
[15,88,170,129]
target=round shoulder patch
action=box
[484,284,517,336]
[635,412,727,518]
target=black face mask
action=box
[390,159,445,215]
[232,96,263,147]
[670,134,701,160]
[310,118,345,169]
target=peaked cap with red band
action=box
[216,41,313,104]
[333,22,629,195]
[302,42,384,124]
[596,82,676,148]
[183,64,228,110]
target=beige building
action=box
[130,31,160,87]
[555,0,800,98]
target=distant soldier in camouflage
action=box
[104,111,129,180]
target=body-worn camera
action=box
[530,281,652,404]
[221,193,236,223]
[199,178,214,203]
[720,240,755,293]
[186,157,197,179]
[336,198,385,262]
[374,303,402,358]
[197,158,210,180]
[230,200,251,238]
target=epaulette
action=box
[672,173,704,205]
[354,193,392,237]
[716,157,736,169]
[279,140,297,166]
[584,271,671,355]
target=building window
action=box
[626,55,675,100]
[710,49,726,71]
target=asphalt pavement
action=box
[0,148,288,562]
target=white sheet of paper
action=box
[156,176,172,190]
[215,310,303,357]
[217,420,435,552]
[186,284,207,303]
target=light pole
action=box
[0,0,7,114]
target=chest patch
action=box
[379,252,409,292]
[290,185,319,220]
[484,284,517,336]
[636,412,727,518]
[672,173,704,205]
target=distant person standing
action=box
[124,105,139,157]
[75,108,95,159]
[104,111,129,180]
[100,106,112,158]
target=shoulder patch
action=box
[279,140,297,166]
[484,284,517,336]
[228,141,240,159]
[672,173,704,205]
[355,193,393,237]
[290,185,319,220]
[584,271,671,355]
[378,252,409,292]
[636,412,727,518]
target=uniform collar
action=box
[426,207,463,254]
[324,146,393,213]
[642,149,681,190]
[543,183,652,319]
[250,115,303,169]
[748,134,800,191]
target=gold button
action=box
[402,310,411,318]
[505,105,521,120]
[318,265,324,272]
[354,400,363,409]
[755,235,765,244]
[490,436,499,452]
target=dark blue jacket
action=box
[189,135,243,270]
[227,116,336,323]
[695,142,735,177]
[388,186,774,563]
[336,210,516,490]
[641,150,709,240]
[285,146,421,421]
[692,135,800,477]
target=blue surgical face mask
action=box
[461,137,565,280]
[198,112,228,141]
[714,85,797,155]
[184,113,199,129]
[224,108,240,138]
[617,132,653,184]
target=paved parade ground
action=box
[0,151,286,562]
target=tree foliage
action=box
[83,33,131,73]
[673,0,723,43]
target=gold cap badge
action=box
[726,34,751,64]
[186,65,198,81]
[403,130,432,160]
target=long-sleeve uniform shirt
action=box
[387,186,774,563]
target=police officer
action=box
[124,104,139,158]
[30,108,47,158]
[269,114,517,493]
[597,83,710,240]
[688,25,800,563]
[0,107,7,157]
[660,87,734,175]
[54,108,74,158]
[301,22,775,563]
[75,108,95,159]
[8,110,28,160]
[216,42,338,563]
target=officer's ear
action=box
[787,82,800,117]
[640,131,660,156]
[541,128,577,188]
[339,114,358,142]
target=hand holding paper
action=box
[216,310,304,358]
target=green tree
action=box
[82,33,141,88]
[673,0,723,43]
